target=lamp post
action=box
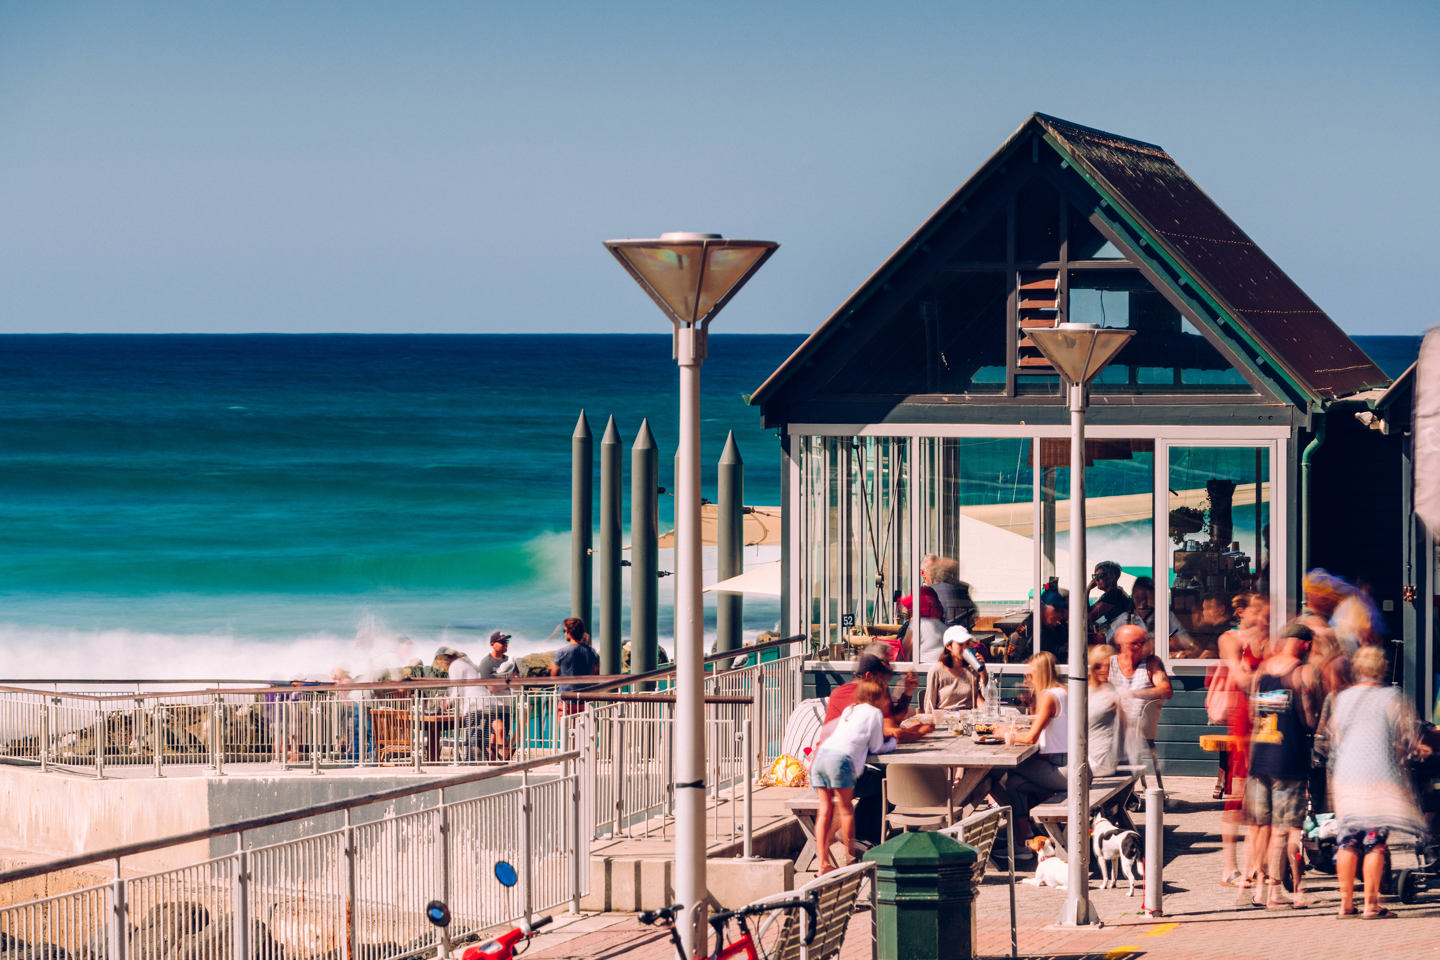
[1026,321,1135,926]
[604,232,777,958]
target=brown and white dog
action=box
[1091,814,1143,895]
[1020,836,1068,888]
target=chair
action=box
[750,860,876,960]
[940,803,1016,958]
[370,708,413,764]
[881,765,966,838]
[778,697,829,763]
[1123,699,1166,811]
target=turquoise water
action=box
[0,333,1416,681]
[0,335,802,680]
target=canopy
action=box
[704,561,783,597]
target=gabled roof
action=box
[753,113,1388,412]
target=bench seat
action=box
[1028,772,1138,859]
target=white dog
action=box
[1020,836,1068,889]
[1091,814,1143,895]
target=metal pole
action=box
[572,411,594,626]
[716,432,743,654]
[599,416,623,675]
[632,421,660,682]
[674,325,708,959]
[742,717,754,859]
[1060,381,1097,925]
[1144,785,1165,916]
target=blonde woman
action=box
[1001,651,1068,860]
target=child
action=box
[810,678,897,873]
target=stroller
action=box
[1296,721,1440,904]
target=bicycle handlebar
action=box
[531,916,554,932]
[637,903,684,926]
[707,892,820,946]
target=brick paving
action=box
[510,777,1439,960]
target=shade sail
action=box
[704,561,783,597]
[653,504,782,549]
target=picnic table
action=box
[787,719,1037,871]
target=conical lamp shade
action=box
[606,233,777,327]
[1029,323,1136,386]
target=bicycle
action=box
[638,893,819,960]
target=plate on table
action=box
[972,735,1004,745]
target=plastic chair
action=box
[881,765,965,837]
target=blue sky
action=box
[1,2,1436,336]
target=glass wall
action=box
[795,432,1274,668]
[1164,445,1270,659]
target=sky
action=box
[1,2,1436,337]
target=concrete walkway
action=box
[507,777,1440,960]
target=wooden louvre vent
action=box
[1016,270,1060,371]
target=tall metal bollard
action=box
[571,412,593,626]
[1144,786,1165,916]
[598,416,622,675]
[715,432,743,654]
[864,832,977,960]
[630,420,659,678]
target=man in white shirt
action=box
[444,647,487,761]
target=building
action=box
[753,113,1429,770]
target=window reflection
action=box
[1167,447,1269,659]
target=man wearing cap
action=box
[476,630,517,760]
[823,651,934,845]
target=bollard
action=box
[1144,786,1165,916]
[864,831,977,960]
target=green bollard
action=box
[863,831,977,960]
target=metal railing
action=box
[0,752,587,960]
[0,680,572,777]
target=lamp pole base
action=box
[1058,894,1101,927]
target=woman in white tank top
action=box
[1002,651,1069,855]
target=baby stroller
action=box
[1383,721,1440,904]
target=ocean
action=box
[0,334,803,681]
[0,333,1419,682]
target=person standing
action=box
[550,617,599,716]
[1086,644,1123,778]
[1320,645,1428,919]
[810,678,897,874]
[1109,624,1173,767]
[444,647,488,762]
[476,630,516,760]
[1243,623,1322,908]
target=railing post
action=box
[742,717,754,859]
[210,693,225,776]
[567,746,582,914]
[345,809,359,960]
[233,845,251,960]
[95,703,106,780]
[519,766,534,923]
[40,697,51,773]
[311,699,322,775]
[154,704,164,778]
[412,696,423,773]
[436,795,451,960]
[109,866,126,960]
[613,716,625,838]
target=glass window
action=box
[1035,439,1155,664]
[1066,271,1255,394]
[820,273,1008,396]
[1165,446,1270,660]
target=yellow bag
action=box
[764,753,808,787]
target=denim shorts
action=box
[810,752,857,790]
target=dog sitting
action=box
[1020,836,1067,889]
[1091,814,1143,895]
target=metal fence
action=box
[0,681,569,777]
[0,752,587,960]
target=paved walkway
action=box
[507,777,1439,959]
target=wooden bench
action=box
[1028,772,1139,859]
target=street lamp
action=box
[604,232,777,958]
[1026,321,1135,926]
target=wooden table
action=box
[875,728,1039,814]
